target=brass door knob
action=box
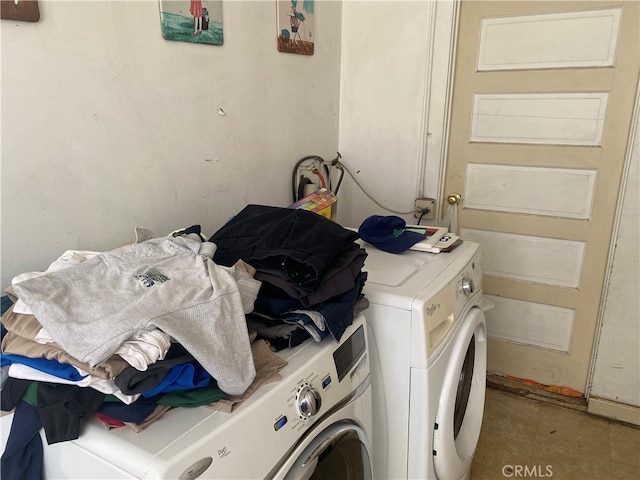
[447,192,462,205]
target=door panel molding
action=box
[477,8,622,71]
[464,163,597,218]
[461,228,586,288]
[484,294,575,353]
[470,93,609,145]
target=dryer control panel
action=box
[452,249,483,315]
[410,244,483,368]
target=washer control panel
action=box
[296,382,322,419]
[278,321,369,435]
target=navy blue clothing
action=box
[210,205,360,298]
[2,379,105,446]
[313,271,367,341]
[1,295,14,341]
[252,271,367,343]
[0,401,43,480]
[98,397,158,424]
[210,204,369,347]
[301,242,366,307]
[253,284,301,314]
[1,295,13,315]
[256,242,367,307]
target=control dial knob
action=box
[461,277,474,295]
[296,383,321,419]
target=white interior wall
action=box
[337,0,438,228]
[0,0,342,288]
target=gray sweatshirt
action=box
[12,236,261,396]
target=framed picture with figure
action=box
[159,0,223,46]
[276,0,314,55]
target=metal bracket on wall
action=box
[414,198,436,220]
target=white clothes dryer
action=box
[359,240,487,480]
[0,316,373,479]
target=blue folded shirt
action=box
[142,361,210,398]
[1,354,88,382]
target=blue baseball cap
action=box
[358,215,424,254]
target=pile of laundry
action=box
[0,205,368,477]
[209,204,369,350]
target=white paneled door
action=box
[444,1,640,394]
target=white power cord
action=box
[337,159,414,215]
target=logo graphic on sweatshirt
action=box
[134,268,170,288]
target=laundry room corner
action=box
[2,0,640,478]
[0,0,343,289]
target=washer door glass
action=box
[284,422,372,480]
[454,334,475,439]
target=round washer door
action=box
[283,421,372,480]
[433,307,487,480]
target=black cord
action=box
[322,163,331,191]
[416,208,431,225]
[333,166,345,195]
[328,152,345,195]
[297,177,313,201]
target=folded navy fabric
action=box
[0,401,43,480]
[210,205,360,297]
[252,271,367,344]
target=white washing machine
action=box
[359,240,487,480]
[0,316,373,479]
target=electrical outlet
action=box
[414,198,435,220]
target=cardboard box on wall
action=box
[288,188,337,221]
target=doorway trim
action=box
[587,77,640,410]
[418,0,461,220]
